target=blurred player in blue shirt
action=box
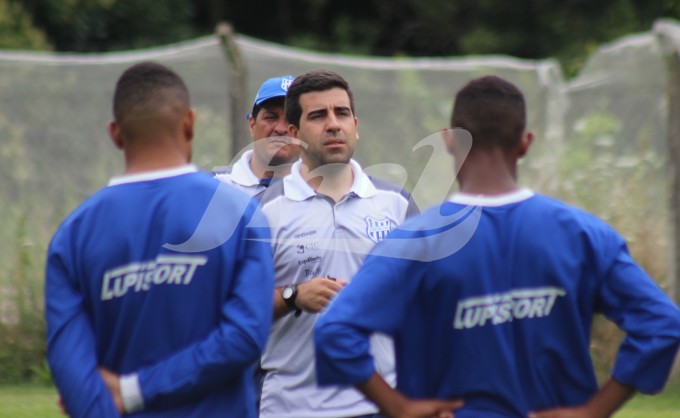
[46,61,274,418]
[315,75,680,418]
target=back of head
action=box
[285,69,355,128]
[113,61,190,141]
[451,76,526,151]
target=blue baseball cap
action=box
[253,75,295,107]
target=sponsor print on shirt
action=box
[453,287,566,330]
[365,216,394,243]
[101,255,208,301]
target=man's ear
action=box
[442,128,455,155]
[288,123,299,139]
[108,121,124,150]
[183,109,196,143]
[518,131,534,158]
[354,117,359,141]
[248,114,256,138]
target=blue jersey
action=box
[315,190,680,418]
[46,166,274,418]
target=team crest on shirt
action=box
[365,216,394,243]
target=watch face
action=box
[282,287,293,299]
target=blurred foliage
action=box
[15,0,197,51]
[3,0,680,76]
[0,217,48,384]
[0,0,49,50]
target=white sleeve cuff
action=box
[120,373,144,414]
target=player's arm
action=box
[114,203,275,413]
[314,231,421,382]
[531,232,680,418]
[45,236,121,418]
[600,239,680,395]
[528,378,634,418]
[315,245,463,418]
[357,373,463,418]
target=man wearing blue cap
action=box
[215,75,301,196]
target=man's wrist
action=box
[282,284,302,316]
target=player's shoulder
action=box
[49,184,113,246]
[531,193,613,228]
[507,193,625,250]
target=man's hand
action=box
[358,373,464,418]
[393,399,464,418]
[529,378,635,418]
[296,277,347,313]
[98,367,124,414]
[528,406,595,418]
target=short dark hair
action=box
[285,69,355,128]
[113,61,189,125]
[451,76,526,151]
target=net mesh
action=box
[0,20,677,325]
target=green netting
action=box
[0,19,678,326]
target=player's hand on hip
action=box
[296,276,346,313]
[529,405,596,418]
[394,398,464,418]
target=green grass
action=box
[613,377,680,418]
[0,380,677,417]
[0,385,62,418]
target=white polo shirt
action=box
[214,150,267,197]
[258,159,418,418]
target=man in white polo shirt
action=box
[257,69,418,418]
[215,75,301,196]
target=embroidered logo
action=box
[281,77,293,91]
[365,216,393,243]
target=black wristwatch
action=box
[282,285,302,317]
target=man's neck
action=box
[123,147,189,175]
[300,161,354,203]
[457,151,519,195]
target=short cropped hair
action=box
[285,69,355,128]
[451,76,526,151]
[113,61,190,126]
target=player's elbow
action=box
[314,320,375,386]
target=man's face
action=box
[290,87,358,170]
[250,101,300,167]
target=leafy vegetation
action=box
[3,0,680,77]
[0,0,49,50]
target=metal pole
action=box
[216,22,249,159]
[655,21,680,304]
